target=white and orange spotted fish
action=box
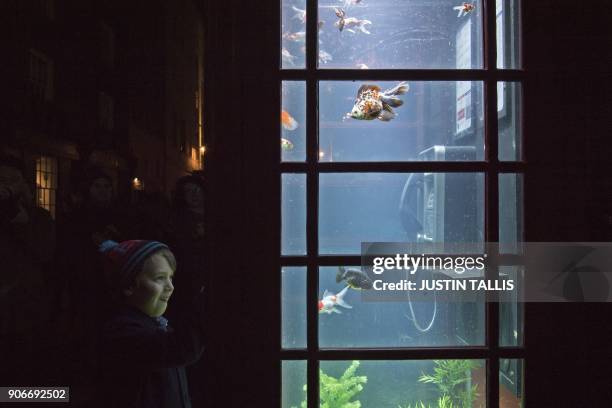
[292,6,306,24]
[339,0,363,8]
[282,31,306,43]
[281,48,297,66]
[281,138,294,151]
[318,286,352,314]
[453,2,475,17]
[334,8,371,34]
[345,82,409,122]
[318,50,333,64]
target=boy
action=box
[97,240,205,408]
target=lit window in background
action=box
[36,156,58,218]
[190,147,203,170]
[199,145,206,169]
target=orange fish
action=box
[453,2,475,17]
[281,110,298,131]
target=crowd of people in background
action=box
[0,153,208,407]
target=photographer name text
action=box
[373,279,515,292]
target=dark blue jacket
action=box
[98,294,205,408]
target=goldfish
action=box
[453,2,475,17]
[334,8,371,34]
[356,63,369,69]
[283,31,306,42]
[318,286,352,314]
[281,48,297,66]
[339,0,363,7]
[346,81,409,121]
[292,6,306,24]
[319,50,333,64]
[281,138,294,151]
[281,110,298,130]
[336,266,373,290]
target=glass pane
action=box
[282,360,307,408]
[282,81,306,162]
[319,81,484,162]
[498,82,522,161]
[282,174,306,255]
[319,266,485,347]
[499,173,523,254]
[500,266,523,347]
[305,360,486,407]
[317,0,483,69]
[51,158,58,188]
[282,267,307,349]
[500,359,524,407]
[496,0,521,69]
[319,173,484,255]
[281,0,305,69]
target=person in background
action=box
[58,166,146,318]
[169,175,207,305]
[97,240,205,408]
[0,154,55,384]
[168,174,208,406]
[135,190,173,243]
[55,165,145,404]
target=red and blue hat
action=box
[99,240,169,288]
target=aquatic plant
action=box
[418,360,480,408]
[292,360,367,408]
[398,395,457,408]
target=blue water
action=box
[279,0,517,406]
[281,0,484,70]
[281,266,485,349]
[281,172,485,255]
[282,81,485,163]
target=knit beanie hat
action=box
[99,240,169,289]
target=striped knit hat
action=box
[99,240,169,289]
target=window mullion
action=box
[306,0,319,397]
[484,0,501,405]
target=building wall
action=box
[164,0,205,194]
[3,0,205,211]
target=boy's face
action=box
[124,253,175,317]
